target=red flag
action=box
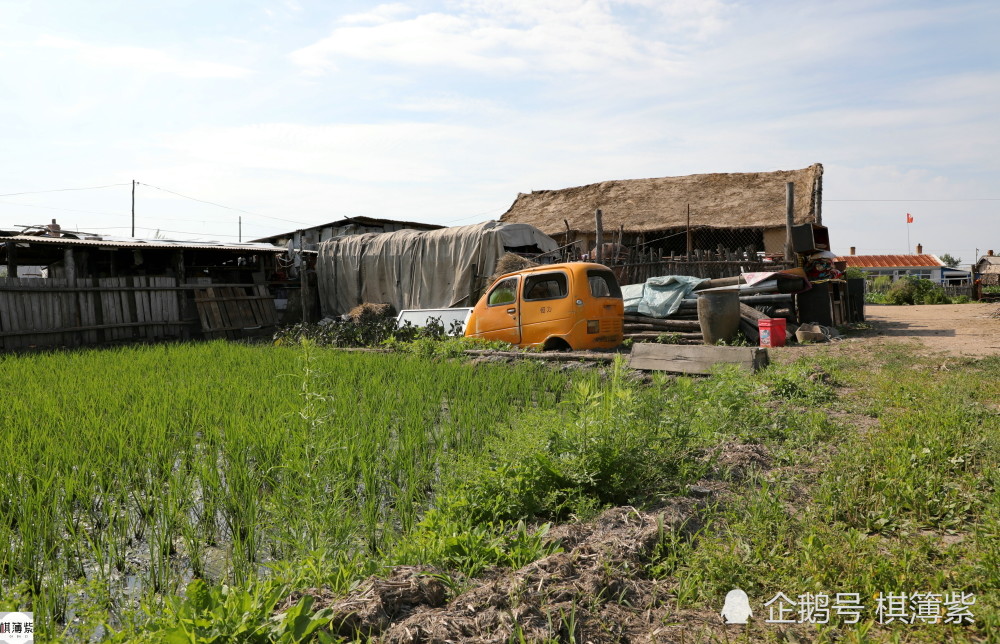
[906,213,914,223]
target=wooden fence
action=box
[0,277,277,351]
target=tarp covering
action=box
[622,275,707,318]
[316,221,558,316]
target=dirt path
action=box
[861,303,1000,357]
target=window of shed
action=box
[523,273,568,301]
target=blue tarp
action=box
[622,275,708,318]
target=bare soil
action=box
[772,303,1000,359]
[863,303,1000,357]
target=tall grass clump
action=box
[658,352,1000,640]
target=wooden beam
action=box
[624,332,703,340]
[0,320,195,338]
[463,349,619,363]
[628,343,769,374]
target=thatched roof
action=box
[499,164,823,235]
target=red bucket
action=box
[759,318,786,348]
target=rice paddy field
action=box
[1,338,999,643]
[0,341,587,640]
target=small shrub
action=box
[844,267,866,280]
[884,277,949,305]
[443,358,707,524]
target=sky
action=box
[1,0,997,264]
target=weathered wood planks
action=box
[0,277,191,351]
[193,285,278,339]
[628,343,769,374]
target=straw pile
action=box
[489,253,539,284]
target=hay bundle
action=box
[345,302,396,323]
[489,253,539,284]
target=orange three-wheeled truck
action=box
[464,262,624,351]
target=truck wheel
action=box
[542,337,572,352]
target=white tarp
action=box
[316,221,558,316]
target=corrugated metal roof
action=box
[251,216,443,242]
[0,234,286,252]
[835,254,944,268]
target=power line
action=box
[80,225,245,239]
[136,182,310,225]
[0,183,130,198]
[438,208,505,225]
[0,199,125,218]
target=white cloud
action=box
[339,3,415,25]
[36,35,251,79]
[288,0,715,76]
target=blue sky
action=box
[1,0,997,263]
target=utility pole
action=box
[239,216,242,243]
[594,209,604,264]
[131,180,136,237]
[784,182,795,262]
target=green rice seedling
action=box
[0,340,600,638]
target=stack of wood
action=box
[623,273,803,344]
[623,314,703,344]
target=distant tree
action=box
[939,253,962,268]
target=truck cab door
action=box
[473,276,521,345]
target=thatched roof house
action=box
[499,164,824,257]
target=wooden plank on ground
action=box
[628,343,769,374]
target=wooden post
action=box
[5,240,16,278]
[64,248,76,284]
[173,250,185,284]
[297,229,310,324]
[300,253,310,324]
[686,204,692,259]
[785,181,795,262]
[595,209,604,264]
